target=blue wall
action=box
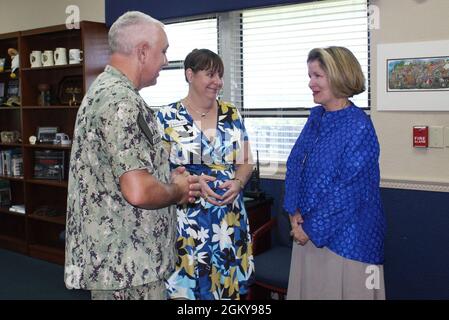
[105,0,311,25]
[260,178,449,299]
[381,188,449,299]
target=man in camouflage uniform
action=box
[64,11,200,300]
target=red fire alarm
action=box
[413,126,428,148]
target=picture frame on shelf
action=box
[0,130,21,143]
[0,80,21,107]
[37,126,58,144]
[6,79,19,97]
[58,75,83,106]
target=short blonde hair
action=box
[307,46,365,98]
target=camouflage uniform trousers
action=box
[91,280,167,300]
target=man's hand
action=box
[171,167,201,205]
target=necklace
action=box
[183,99,212,118]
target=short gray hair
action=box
[108,11,164,54]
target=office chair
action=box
[250,211,292,299]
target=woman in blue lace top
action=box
[284,46,386,300]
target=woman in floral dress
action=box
[156,49,254,300]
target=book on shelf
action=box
[1,150,10,176]
[33,150,65,180]
[0,179,11,207]
[1,149,22,176]
[11,152,23,177]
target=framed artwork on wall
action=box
[387,56,449,92]
[377,40,449,111]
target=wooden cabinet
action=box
[0,22,109,264]
[0,32,26,254]
[245,197,272,234]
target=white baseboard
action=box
[381,178,449,193]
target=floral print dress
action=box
[156,100,254,300]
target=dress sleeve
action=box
[156,106,172,154]
[302,120,380,247]
[226,104,249,165]
[235,108,249,142]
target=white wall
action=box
[371,0,449,191]
[0,0,105,33]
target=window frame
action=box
[152,1,371,179]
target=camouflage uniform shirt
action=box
[64,65,175,290]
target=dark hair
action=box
[184,49,224,82]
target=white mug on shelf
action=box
[41,50,54,67]
[30,50,42,68]
[55,133,71,145]
[69,49,83,64]
[54,47,67,65]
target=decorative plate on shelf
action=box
[58,75,83,106]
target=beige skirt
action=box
[287,241,385,300]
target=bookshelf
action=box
[0,22,109,264]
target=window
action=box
[140,0,369,176]
[238,0,369,169]
[140,17,218,106]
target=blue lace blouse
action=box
[284,104,385,264]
